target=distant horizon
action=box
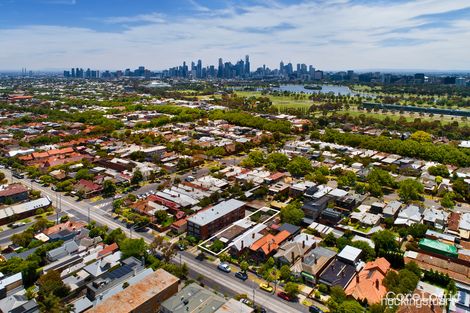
[0,1,469,71]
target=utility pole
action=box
[252,280,256,309]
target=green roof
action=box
[419,238,458,257]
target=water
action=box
[272,84,354,95]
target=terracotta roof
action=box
[97,243,119,258]
[250,230,290,255]
[43,221,86,236]
[345,257,391,304]
[85,269,179,313]
[0,184,28,197]
[76,179,102,192]
[447,212,461,232]
[404,254,470,285]
[268,172,285,181]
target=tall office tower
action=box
[286,63,293,75]
[279,61,284,73]
[245,55,250,76]
[197,59,202,78]
[218,58,224,78]
[71,68,75,78]
[296,63,301,73]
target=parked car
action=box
[259,283,273,293]
[239,298,251,305]
[217,262,231,273]
[277,292,295,302]
[309,305,324,313]
[11,222,26,228]
[254,306,267,313]
[235,271,248,281]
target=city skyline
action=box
[0,0,469,71]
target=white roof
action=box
[337,245,362,262]
[188,199,245,227]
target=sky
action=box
[0,0,469,71]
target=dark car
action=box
[196,252,205,261]
[277,292,295,302]
[235,271,248,281]
[254,306,266,313]
[309,305,324,313]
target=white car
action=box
[217,263,231,273]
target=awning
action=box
[301,271,315,281]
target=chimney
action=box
[375,279,379,290]
[302,241,305,249]
[356,275,359,283]
[241,240,244,249]
[314,256,317,265]
[291,251,295,263]
[341,270,345,277]
[252,233,255,239]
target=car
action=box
[217,262,231,273]
[259,283,273,293]
[11,222,26,228]
[254,306,267,313]
[177,243,186,251]
[309,305,325,313]
[235,271,248,281]
[277,292,295,302]
[239,298,251,305]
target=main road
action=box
[1,169,308,313]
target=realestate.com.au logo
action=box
[382,291,458,308]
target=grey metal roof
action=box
[188,199,245,227]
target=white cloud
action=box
[0,0,469,70]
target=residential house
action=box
[383,201,402,219]
[318,245,363,288]
[75,179,103,198]
[345,257,391,304]
[300,246,337,285]
[0,184,29,204]
[423,207,449,229]
[395,204,423,226]
[249,230,290,260]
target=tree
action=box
[337,301,364,313]
[38,293,73,313]
[266,152,289,171]
[284,282,299,298]
[337,170,357,188]
[322,232,336,247]
[280,201,304,225]
[441,192,455,208]
[330,285,347,303]
[240,261,249,273]
[247,150,265,167]
[104,228,126,245]
[37,270,70,298]
[399,179,424,202]
[102,180,116,197]
[428,165,449,178]
[368,181,383,197]
[372,230,398,252]
[119,238,146,259]
[75,168,93,181]
[154,210,169,223]
[410,130,432,142]
[279,265,291,281]
[11,231,34,247]
[210,239,224,253]
[131,169,143,185]
[286,156,313,177]
[350,240,376,261]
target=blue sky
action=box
[0,0,469,70]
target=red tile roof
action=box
[250,230,290,255]
[0,184,28,197]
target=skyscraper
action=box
[218,58,223,78]
[245,55,250,76]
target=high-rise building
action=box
[245,55,250,75]
[218,58,223,78]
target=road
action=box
[1,169,307,313]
